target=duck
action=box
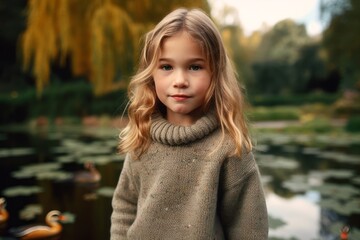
[0,197,9,224]
[10,210,64,240]
[73,161,101,184]
[340,225,350,240]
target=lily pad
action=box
[261,175,273,184]
[302,147,321,155]
[80,144,113,155]
[254,144,269,152]
[12,162,63,179]
[19,204,42,220]
[317,151,360,164]
[282,145,298,153]
[313,135,356,146]
[258,155,299,169]
[61,212,76,224]
[97,187,115,197]
[56,155,76,163]
[268,215,287,229]
[352,177,360,185]
[324,169,355,178]
[51,146,69,154]
[0,148,35,158]
[61,139,83,149]
[313,183,359,200]
[310,169,355,180]
[2,185,43,197]
[61,139,113,157]
[36,171,72,181]
[263,134,293,145]
[78,155,120,165]
[282,175,310,192]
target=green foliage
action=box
[0,81,128,125]
[248,107,300,122]
[250,19,314,95]
[293,44,328,92]
[221,25,252,84]
[332,91,360,116]
[301,118,334,133]
[255,19,309,64]
[0,89,36,124]
[251,61,293,95]
[345,115,360,132]
[281,118,335,134]
[249,93,339,106]
[322,0,360,89]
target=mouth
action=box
[170,94,190,101]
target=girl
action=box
[111,8,268,240]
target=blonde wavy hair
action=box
[119,8,252,158]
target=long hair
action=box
[119,8,252,158]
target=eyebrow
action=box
[158,58,205,62]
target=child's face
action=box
[152,31,211,126]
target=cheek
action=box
[153,80,165,98]
[199,77,211,94]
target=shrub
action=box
[0,81,128,125]
[301,118,333,133]
[345,116,360,132]
[249,93,339,107]
[248,106,300,121]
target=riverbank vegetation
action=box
[0,0,359,135]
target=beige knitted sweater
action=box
[111,112,268,239]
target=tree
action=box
[251,19,312,95]
[293,44,336,93]
[221,25,252,87]
[321,0,360,89]
[20,0,210,96]
[214,5,257,89]
[255,19,309,64]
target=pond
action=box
[0,125,359,240]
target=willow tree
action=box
[20,0,209,96]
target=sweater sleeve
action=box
[110,154,138,240]
[218,151,268,240]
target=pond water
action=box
[0,126,359,240]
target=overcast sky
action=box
[209,0,324,36]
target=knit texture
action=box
[111,112,268,240]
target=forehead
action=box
[159,31,205,58]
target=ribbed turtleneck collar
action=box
[150,112,219,146]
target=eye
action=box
[160,64,172,71]
[189,65,202,71]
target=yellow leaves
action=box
[21,0,59,95]
[20,0,210,96]
[90,2,135,95]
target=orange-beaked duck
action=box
[0,197,9,224]
[10,210,64,240]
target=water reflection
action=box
[0,126,122,240]
[255,132,360,240]
[0,126,359,239]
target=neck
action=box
[166,110,204,126]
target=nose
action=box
[173,70,189,88]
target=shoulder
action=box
[223,150,256,172]
[220,142,257,190]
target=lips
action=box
[171,94,190,101]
